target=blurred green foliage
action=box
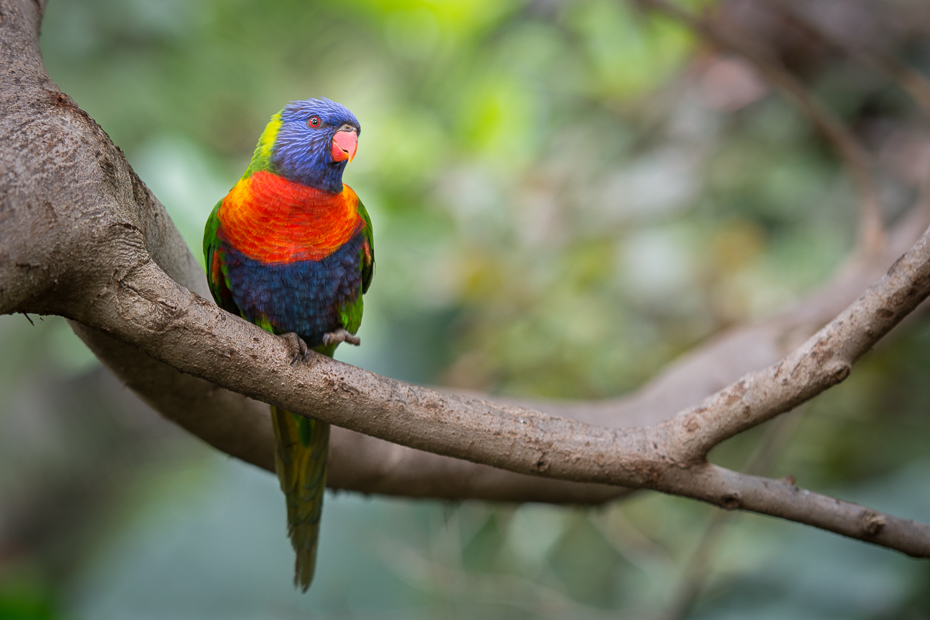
[1,0,929,617]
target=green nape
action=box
[242,111,282,180]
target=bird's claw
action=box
[281,332,309,364]
[323,328,360,347]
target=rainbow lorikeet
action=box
[203,98,373,590]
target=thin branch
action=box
[671,222,930,457]
[773,0,930,117]
[628,0,885,256]
[865,57,930,119]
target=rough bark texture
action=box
[2,0,929,555]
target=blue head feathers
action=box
[272,98,361,193]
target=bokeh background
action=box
[2,0,930,617]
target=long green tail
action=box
[270,405,330,591]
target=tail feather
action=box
[270,405,330,591]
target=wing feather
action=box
[357,197,375,294]
[203,199,243,316]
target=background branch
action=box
[772,0,930,117]
[629,0,886,256]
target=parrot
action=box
[202,98,373,591]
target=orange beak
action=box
[331,129,358,163]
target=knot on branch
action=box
[826,362,851,386]
[534,454,550,472]
[859,510,887,537]
[720,491,742,510]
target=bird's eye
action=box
[307,116,322,128]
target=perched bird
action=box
[203,98,373,590]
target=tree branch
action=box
[69,321,627,504]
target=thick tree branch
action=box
[2,0,930,555]
[69,321,626,504]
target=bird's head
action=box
[268,98,360,193]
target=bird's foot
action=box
[281,332,309,364]
[323,328,361,347]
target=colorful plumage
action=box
[203,98,373,591]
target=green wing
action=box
[203,199,241,316]
[331,195,375,347]
[358,196,374,294]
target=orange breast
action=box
[218,170,361,264]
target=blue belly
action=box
[220,231,365,347]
